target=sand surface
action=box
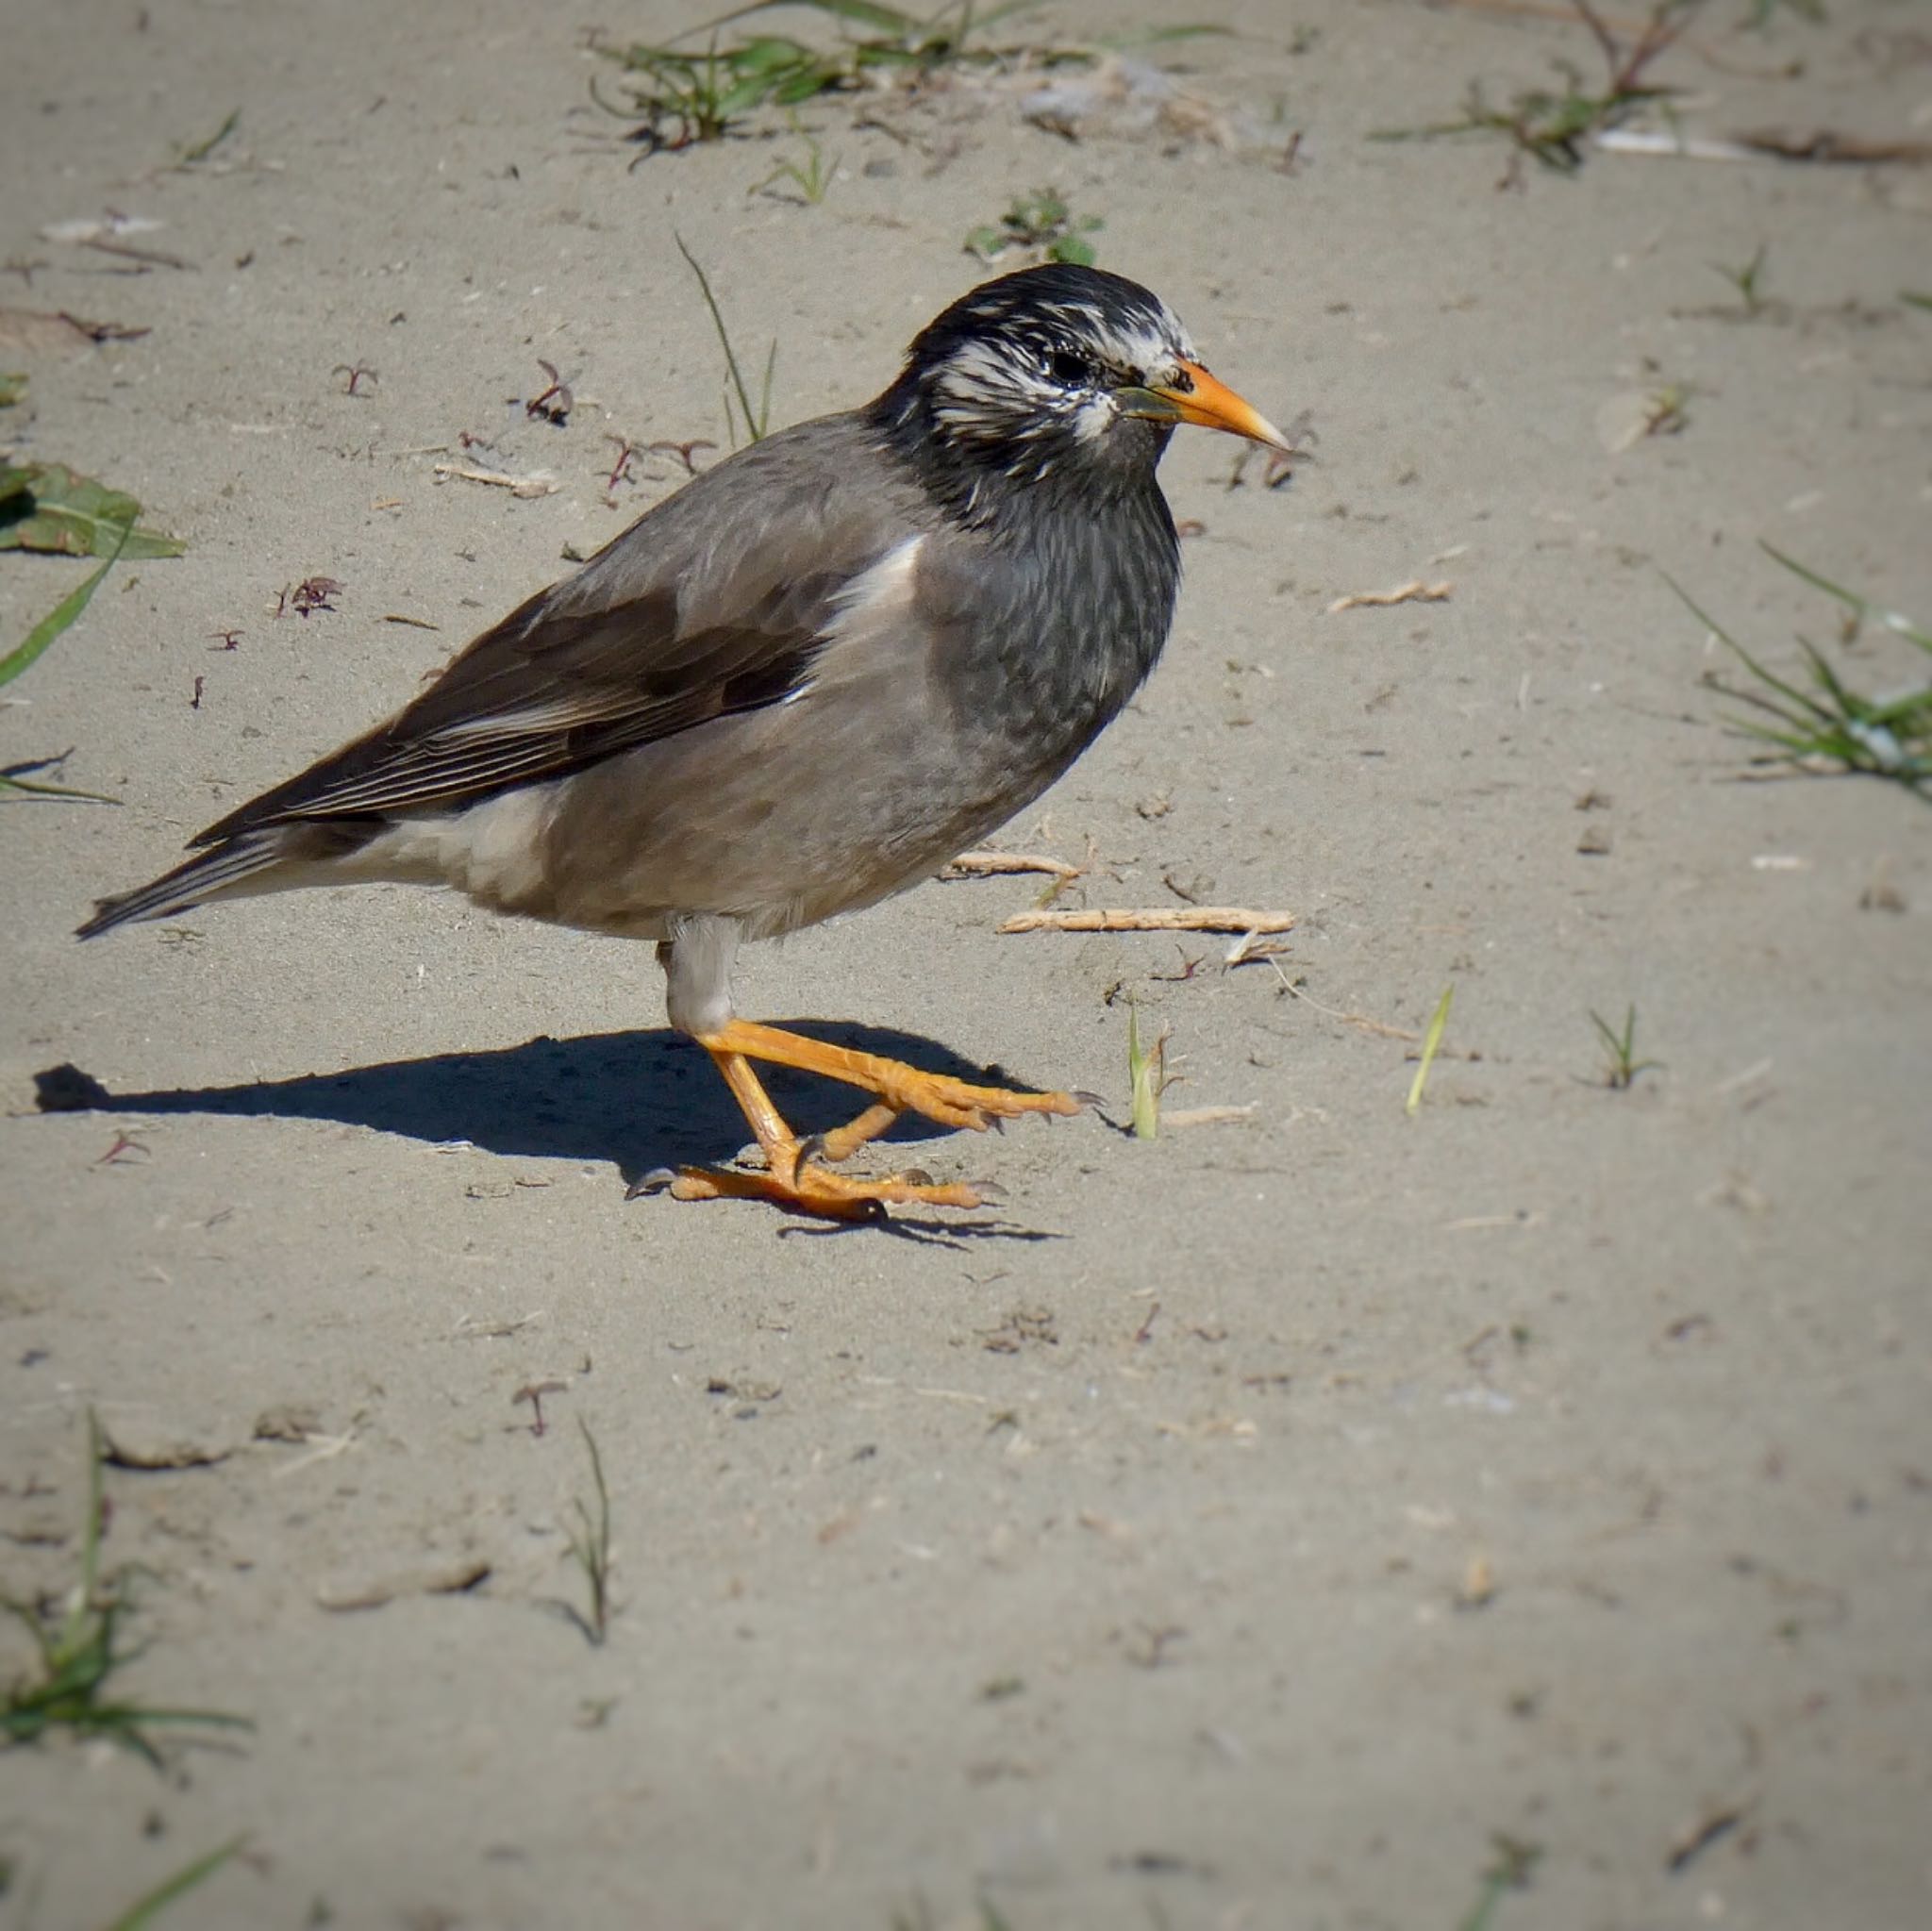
[4,1,1929,1925]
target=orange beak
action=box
[1124,359,1297,453]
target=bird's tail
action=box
[77,822,381,939]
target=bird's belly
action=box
[489,676,1072,941]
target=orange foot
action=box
[664,1154,987,1224]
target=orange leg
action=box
[697,1019,1083,1133]
[663,1023,1084,1221]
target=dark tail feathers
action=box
[77,822,379,939]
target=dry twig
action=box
[943,851,1084,880]
[1328,580,1454,613]
[431,461,558,498]
[1000,907,1294,936]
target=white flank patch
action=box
[824,535,924,649]
[353,785,559,906]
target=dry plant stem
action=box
[1275,974,1419,1041]
[1575,0,1696,98]
[1000,907,1294,935]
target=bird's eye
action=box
[1050,350,1095,388]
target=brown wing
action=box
[193,415,920,847]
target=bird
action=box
[80,262,1293,1221]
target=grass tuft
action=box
[1,1413,252,1766]
[1670,546,1932,795]
[1589,1005,1660,1090]
[595,0,1060,150]
[750,116,839,202]
[1370,0,1703,176]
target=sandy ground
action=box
[4,1,1929,1925]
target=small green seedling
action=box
[1710,242,1770,316]
[1589,1005,1660,1090]
[675,234,777,444]
[1457,1834,1543,1931]
[559,1419,614,1647]
[1125,1000,1170,1140]
[750,120,838,203]
[966,189,1103,268]
[1670,546,1932,795]
[1406,984,1454,1115]
[1,1414,251,1765]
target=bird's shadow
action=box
[34,1022,1065,1197]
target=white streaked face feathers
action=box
[923,289,1197,474]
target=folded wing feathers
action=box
[190,573,857,845]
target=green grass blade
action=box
[943,0,1046,32]
[757,339,777,437]
[1759,541,1932,652]
[0,767,121,803]
[101,1838,248,1931]
[177,108,241,165]
[793,0,923,26]
[1757,541,1868,620]
[1407,984,1454,1116]
[0,521,130,691]
[1870,687,1932,729]
[675,235,766,443]
[1794,634,1866,716]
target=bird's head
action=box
[874,263,1292,507]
